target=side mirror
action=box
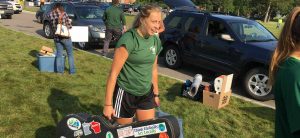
[220,34,234,41]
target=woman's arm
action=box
[103,46,128,120]
[152,56,160,106]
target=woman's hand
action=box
[103,105,115,120]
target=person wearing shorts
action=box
[103,4,165,125]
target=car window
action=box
[207,20,229,39]
[229,22,276,42]
[184,17,194,32]
[75,7,103,19]
[166,16,183,29]
[187,17,202,34]
[64,4,74,15]
[41,4,49,11]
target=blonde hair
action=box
[132,4,161,28]
[269,7,300,84]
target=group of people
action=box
[49,0,300,136]
[49,0,164,125]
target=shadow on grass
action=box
[35,88,103,137]
[239,107,275,122]
[35,125,56,138]
[35,29,47,38]
[165,82,182,102]
[29,50,39,70]
[47,88,103,124]
[29,50,39,57]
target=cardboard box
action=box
[202,74,233,109]
[39,46,54,56]
[37,55,65,72]
[203,90,231,109]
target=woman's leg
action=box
[116,118,133,125]
[55,38,64,73]
[62,38,75,74]
[136,108,155,121]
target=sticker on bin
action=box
[133,123,167,137]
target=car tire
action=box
[164,45,182,69]
[244,67,274,101]
[37,16,42,23]
[76,42,89,50]
[7,15,12,19]
[43,22,53,39]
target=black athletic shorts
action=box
[113,83,156,118]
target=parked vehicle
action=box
[42,2,106,49]
[6,0,22,13]
[35,3,50,23]
[34,0,40,7]
[98,2,110,10]
[120,3,130,12]
[132,4,140,12]
[160,9,277,101]
[0,0,13,19]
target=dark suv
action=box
[160,10,277,101]
[43,2,105,49]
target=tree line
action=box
[136,0,300,22]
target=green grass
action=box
[258,21,283,38]
[125,14,136,29]
[0,26,275,137]
[23,6,40,13]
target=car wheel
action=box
[244,67,273,101]
[7,15,12,19]
[43,22,53,39]
[37,16,42,23]
[164,45,182,69]
[76,42,89,50]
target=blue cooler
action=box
[37,55,65,72]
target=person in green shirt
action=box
[101,0,126,56]
[269,7,300,138]
[103,4,165,125]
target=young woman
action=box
[49,3,75,74]
[269,7,300,137]
[103,4,164,125]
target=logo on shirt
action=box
[149,46,156,55]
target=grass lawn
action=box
[0,24,275,137]
[23,6,40,13]
[258,21,283,38]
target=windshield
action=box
[75,7,103,19]
[229,21,276,42]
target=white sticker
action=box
[82,122,92,136]
[117,126,134,138]
[67,117,81,131]
[133,123,167,137]
[74,129,83,137]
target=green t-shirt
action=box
[274,57,300,138]
[103,5,126,29]
[115,29,162,96]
